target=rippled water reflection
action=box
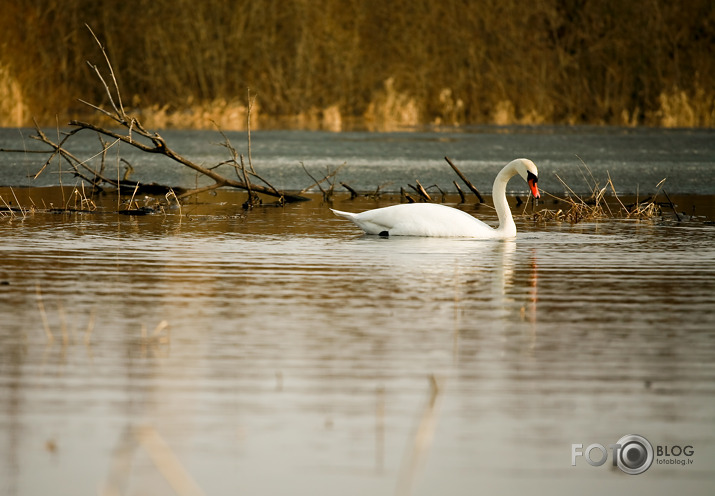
[1,193,714,495]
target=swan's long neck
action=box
[492,164,517,237]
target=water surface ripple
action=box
[1,197,714,495]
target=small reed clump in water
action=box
[529,165,669,224]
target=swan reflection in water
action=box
[348,235,540,490]
[342,235,539,354]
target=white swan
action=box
[331,158,540,238]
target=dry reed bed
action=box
[1,0,713,130]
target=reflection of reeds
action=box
[0,188,29,219]
[83,309,96,346]
[0,194,16,218]
[103,425,205,496]
[31,290,168,355]
[136,426,205,496]
[35,284,54,343]
[141,320,171,344]
[396,374,444,496]
[139,320,171,358]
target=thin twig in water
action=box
[0,195,15,217]
[606,172,629,215]
[166,189,182,216]
[662,189,681,221]
[9,187,26,218]
[300,162,346,200]
[127,183,140,211]
[575,154,600,193]
[300,162,326,196]
[246,88,256,173]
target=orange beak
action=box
[527,172,540,199]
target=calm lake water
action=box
[1,127,715,495]
[1,125,714,195]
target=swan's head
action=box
[512,158,540,199]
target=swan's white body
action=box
[331,158,540,239]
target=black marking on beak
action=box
[527,171,540,199]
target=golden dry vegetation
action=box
[0,0,713,130]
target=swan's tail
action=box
[330,208,357,220]
[330,207,387,235]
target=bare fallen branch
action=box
[340,182,360,199]
[68,120,307,202]
[445,156,484,202]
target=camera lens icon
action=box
[616,434,654,475]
